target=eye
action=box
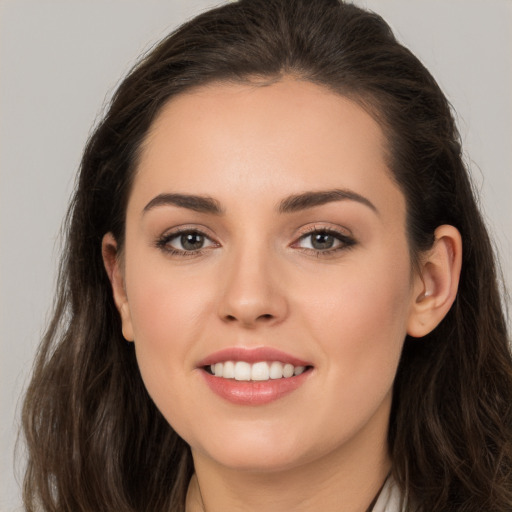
[174,232,210,251]
[300,231,338,250]
[156,229,218,255]
[293,228,355,254]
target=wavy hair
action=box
[22,0,512,510]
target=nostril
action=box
[223,313,275,324]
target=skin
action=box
[103,78,462,511]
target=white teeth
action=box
[294,366,305,376]
[209,361,308,381]
[283,363,294,378]
[234,361,251,381]
[269,361,283,379]
[214,362,223,377]
[223,360,235,379]
[251,361,270,381]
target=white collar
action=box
[372,475,409,512]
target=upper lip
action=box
[197,347,311,368]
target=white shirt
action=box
[372,476,411,512]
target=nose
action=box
[217,246,288,328]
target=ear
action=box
[101,233,134,341]
[407,225,462,338]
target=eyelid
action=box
[155,225,220,256]
[290,224,356,255]
[296,223,353,237]
[293,223,354,243]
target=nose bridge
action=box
[218,234,287,327]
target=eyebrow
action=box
[143,193,224,215]
[278,189,378,215]
[142,188,378,216]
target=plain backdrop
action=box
[1,1,511,510]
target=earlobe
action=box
[407,225,462,338]
[101,233,134,341]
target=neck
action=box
[186,413,391,512]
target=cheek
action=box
[123,258,217,419]
[286,253,412,453]
[299,247,413,394]
[126,251,216,344]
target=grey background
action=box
[1,1,511,510]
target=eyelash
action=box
[292,227,356,256]
[155,228,218,257]
[155,227,356,258]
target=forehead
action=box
[132,79,402,218]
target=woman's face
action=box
[114,79,422,473]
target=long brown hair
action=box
[22,0,512,510]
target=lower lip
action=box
[201,370,311,405]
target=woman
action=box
[22,0,512,510]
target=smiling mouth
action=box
[204,361,312,381]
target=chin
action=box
[187,423,335,474]
[201,446,310,473]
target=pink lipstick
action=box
[198,347,313,405]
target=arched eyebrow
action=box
[278,189,379,215]
[143,193,224,215]
[142,188,378,216]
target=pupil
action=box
[181,233,204,250]
[312,232,334,250]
